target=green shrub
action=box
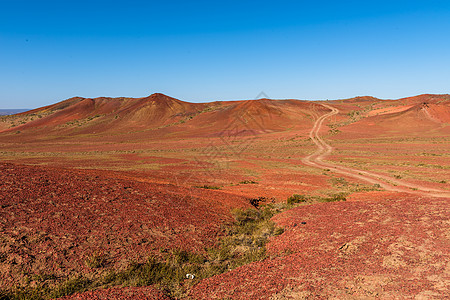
[320,193,347,202]
[232,208,261,226]
[239,180,258,184]
[0,287,48,300]
[194,185,221,190]
[287,194,309,204]
[249,196,271,208]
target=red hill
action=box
[0,93,205,135]
[1,93,448,142]
[0,94,320,140]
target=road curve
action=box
[302,104,450,198]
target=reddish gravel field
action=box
[0,162,249,290]
[190,194,450,299]
[59,286,170,300]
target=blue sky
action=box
[1,0,450,108]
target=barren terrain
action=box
[0,93,449,299]
[191,194,450,299]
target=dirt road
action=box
[302,104,450,198]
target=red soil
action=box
[367,104,415,116]
[60,286,170,300]
[0,163,250,289]
[190,195,450,299]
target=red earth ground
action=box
[190,194,450,299]
[0,93,449,299]
[0,163,249,293]
[60,286,170,300]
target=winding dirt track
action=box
[302,103,450,198]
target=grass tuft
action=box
[84,250,107,269]
[194,185,221,190]
[239,180,258,184]
[286,192,348,205]
[287,194,309,205]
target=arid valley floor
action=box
[0,93,449,299]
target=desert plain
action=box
[0,93,449,299]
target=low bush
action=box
[287,193,347,205]
[321,193,347,202]
[287,194,309,204]
[249,196,272,208]
[239,180,258,184]
[194,185,221,190]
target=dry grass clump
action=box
[287,193,347,205]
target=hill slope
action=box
[1,93,449,140]
[0,94,324,142]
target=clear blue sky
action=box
[1,0,450,108]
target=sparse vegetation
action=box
[239,180,258,184]
[287,194,309,204]
[287,193,348,205]
[84,250,107,269]
[249,196,273,208]
[194,184,221,190]
[64,114,103,127]
[0,112,50,129]
[50,276,92,299]
[329,176,383,193]
[0,202,286,299]
[327,124,341,135]
[322,193,347,202]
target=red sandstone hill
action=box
[0,94,323,141]
[0,93,204,134]
[339,95,381,103]
[1,93,448,141]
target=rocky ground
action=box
[0,162,249,293]
[190,194,450,299]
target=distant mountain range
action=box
[0,109,30,116]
